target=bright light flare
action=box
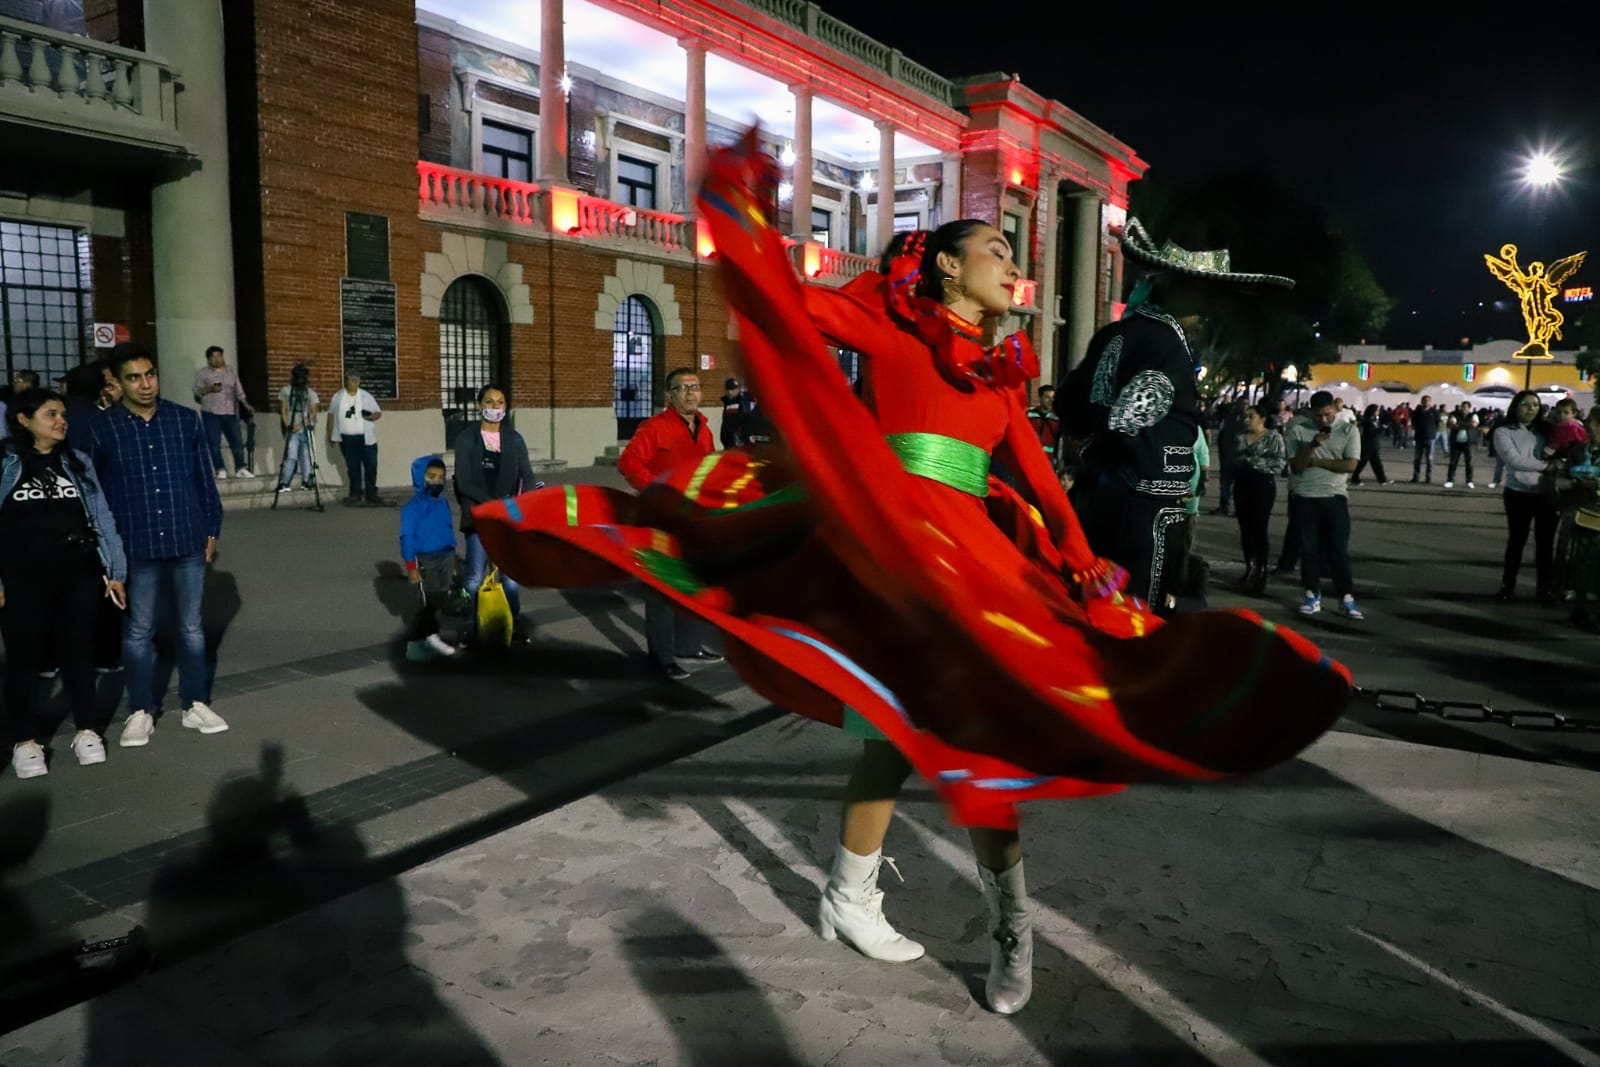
[1524,152,1563,187]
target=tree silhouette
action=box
[1130,169,1393,393]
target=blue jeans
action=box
[279,428,313,486]
[124,552,208,712]
[202,411,246,472]
[465,532,521,618]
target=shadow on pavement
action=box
[622,906,804,1067]
[558,586,644,658]
[74,742,502,1065]
[591,747,1599,1063]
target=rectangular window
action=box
[893,212,920,234]
[811,207,832,247]
[0,220,92,388]
[616,155,658,210]
[481,119,533,183]
[1001,212,1023,260]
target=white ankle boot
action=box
[818,845,925,962]
[978,860,1033,1014]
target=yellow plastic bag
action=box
[475,564,514,648]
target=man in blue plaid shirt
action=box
[90,345,229,747]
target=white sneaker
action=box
[181,701,229,734]
[118,710,154,747]
[1443,480,1454,488]
[11,741,47,779]
[425,633,458,657]
[235,467,255,478]
[216,468,229,479]
[1488,482,1498,489]
[1467,482,1475,489]
[72,731,107,766]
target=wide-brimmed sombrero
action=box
[1120,217,1295,289]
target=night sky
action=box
[813,8,1598,348]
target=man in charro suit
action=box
[1059,218,1294,614]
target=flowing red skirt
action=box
[471,134,1351,829]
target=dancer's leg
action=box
[970,825,1032,1014]
[840,739,912,855]
[821,738,923,962]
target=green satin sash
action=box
[884,432,990,498]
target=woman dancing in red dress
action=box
[470,131,1350,1015]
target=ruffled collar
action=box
[881,232,1039,390]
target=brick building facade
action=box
[0,0,1146,482]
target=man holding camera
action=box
[276,364,319,492]
[192,345,254,479]
[328,371,384,506]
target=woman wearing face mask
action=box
[452,386,539,643]
[1,389,128,779]
[469,132,1350,1015]
[1493,389,1558,601]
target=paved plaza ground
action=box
[1,459,1597,1065]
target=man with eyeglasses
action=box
[617,367,722,679]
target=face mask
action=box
[425,483,444,497]
[481,407,507,424]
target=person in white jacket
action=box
[1492,389,1558,602]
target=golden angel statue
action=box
[1485,243,1588,359]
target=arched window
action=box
[438,276,508,448]
[612,294,659,439]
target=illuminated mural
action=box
[1485,243,1588,358]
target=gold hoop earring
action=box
[941,275,965,304]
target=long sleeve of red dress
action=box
[995,388,1104,581]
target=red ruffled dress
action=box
[471,132,1351,830]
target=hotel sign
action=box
[1563,286,1593,302]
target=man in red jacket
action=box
[617,367,722,679]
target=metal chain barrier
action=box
[1350,686,1600,733]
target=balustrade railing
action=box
[735,0,954,106]
[572,194,690,252]
[0,15,179,143]
[795,243,876,284]
[417,162,540,226]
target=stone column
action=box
[1065,192,1102,373]
[538,0,568,183]
[875,119,895,256]
[1035,170,1062,385]
[682,39,707,199]
[790,85,813,240]
[143,0,236,402]
[939,151,961,227]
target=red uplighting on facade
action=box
[696,218,716,258]
[1111,301,1126,319]
[803,243,822,277]
[1012,279,1037,306]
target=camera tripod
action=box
[272,385,324,513]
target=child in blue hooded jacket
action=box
[400,455,458,661]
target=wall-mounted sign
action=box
[345,212,391,282]
[1564,286,1593,302]
[339,278,398,399]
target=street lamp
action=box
[1524,151,1563,187]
